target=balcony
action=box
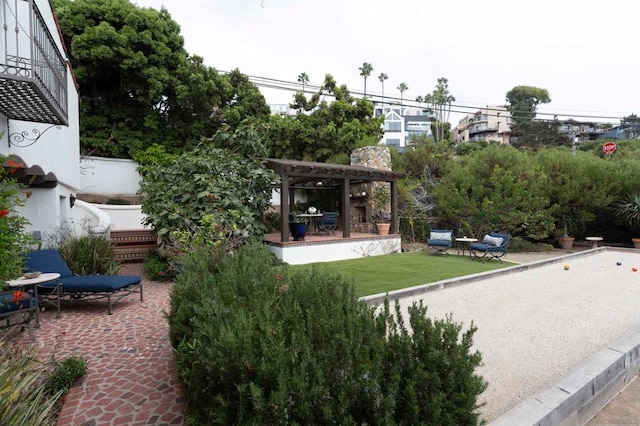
[469,125,498,135]
[0,0,68,126]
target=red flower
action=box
[25,190,32,198]
[275,274,283,281]
[0,210,8,218]
[6,159,14,167]
[12,291,27,303]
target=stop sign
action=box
[603,141,616,154]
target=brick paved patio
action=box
[15,263,184,426]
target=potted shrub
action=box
[558,217,576,250]
[371,185,391,236]
[613,193,640,248]
[288,214,307,241]
[371,209,391,236]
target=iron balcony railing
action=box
[0,0,68,125]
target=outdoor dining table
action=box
[296,213,323,234]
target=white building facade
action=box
[0,0,81,237]
[375,103,435,152]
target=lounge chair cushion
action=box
[25,249,73,278]
[39,275,141,293]
[482,234,504,247]
[430,231,452,241]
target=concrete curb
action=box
[490,331,640,426]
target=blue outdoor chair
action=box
[426,229,453,254]
[317,212,339,235]
[0,291,38,339]
[470,232,510,263]
[24,249,143,315]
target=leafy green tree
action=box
[267,75,383,162]
[510,120,570,149]
[424,77,455,145]
[505,85,551,124]
[53,0,269,158]
[397,82,408,108]
[138,125,276,250]
[359,62,374,97]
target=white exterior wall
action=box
[0,0,81,238]
[79,156,141,196]
[267,237,401,265]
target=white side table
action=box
[455,237,478,257]
[7,272,61,325]
[585,237,603,249]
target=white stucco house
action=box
[0,0,80,238]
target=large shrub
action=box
[434,145,555,239]
[534,148,619,237]
[139,125,275,251]
[170,242,486,425]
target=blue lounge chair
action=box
[470,232,510,263]
[427,229,453,254]
[24,249,143,315]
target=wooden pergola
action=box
[264,158,405,242]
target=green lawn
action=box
[294,251,511,296]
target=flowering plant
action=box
[0,149,33,284]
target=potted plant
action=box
[371,185,391,236]
[288,214,307,241]
[558,217,576,250]
[613,193,640,248]
[371,209,391,236]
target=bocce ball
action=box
[617,261,622,266]
[564,264,570,270]
[633,267,638,272]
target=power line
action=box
[222,70,628,123]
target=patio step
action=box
[111,229,158,263]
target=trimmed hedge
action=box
[169,242,486,424]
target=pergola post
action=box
[280,174,290,242]
[390,179,399,234]
[342,177,351,238]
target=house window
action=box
[384,121,402,132]
[386,139,401,147]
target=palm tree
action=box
[415,95,423,108]
[397,82,409,110]
[378,72,388,106]
[297,72,310,95]
[359,62,373,98]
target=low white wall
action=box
[267,237,401,265]
[97,204,149,230]
[73,200,111,235]
[79,156,141,196]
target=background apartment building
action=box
[453,105,512,144]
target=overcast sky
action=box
[134,0,639,126]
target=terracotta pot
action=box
[559,236,575,250]
[376,223,390,236]
[632,238,640,249]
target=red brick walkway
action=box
[18,263,185,425]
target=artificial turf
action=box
[294,250,510,296]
